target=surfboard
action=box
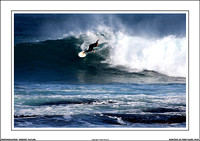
[78,51,86,58]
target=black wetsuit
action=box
[85,40,99,52]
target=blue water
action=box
[14,82,186,128]
[14,13,186,128]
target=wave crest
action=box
[78,28,186,77]
[14,27,186,83]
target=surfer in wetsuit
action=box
[83,39,99,54]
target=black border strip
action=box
[12,10,188,12]
[199,2,200,141]
[199,1,200,140]
[188,10,190,132]
[0,0,1,140]
[11,10,189,132]
[11,10,13,133]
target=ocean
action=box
[14,13,187,128]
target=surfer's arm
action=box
[96,39,99,43]
[91,47,95,53]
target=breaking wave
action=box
[14,26,186,83]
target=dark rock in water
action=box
[143,107,184,113]
[14,115,63,118]
[103,113,186,124]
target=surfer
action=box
[83,39,99,54]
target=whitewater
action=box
[78,26,186,77]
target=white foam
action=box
[63,114,72,121]
[106,33,186,77]
[79,26,187,77]
[80,26,113,51]
[107,115,127,125]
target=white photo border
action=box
[1,1,199,141]
[11,10,189,131]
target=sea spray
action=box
[78,28,186,77]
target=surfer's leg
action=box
[85,46,93,53]
[84,50,90,53]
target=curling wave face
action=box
[14,28,186,84]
